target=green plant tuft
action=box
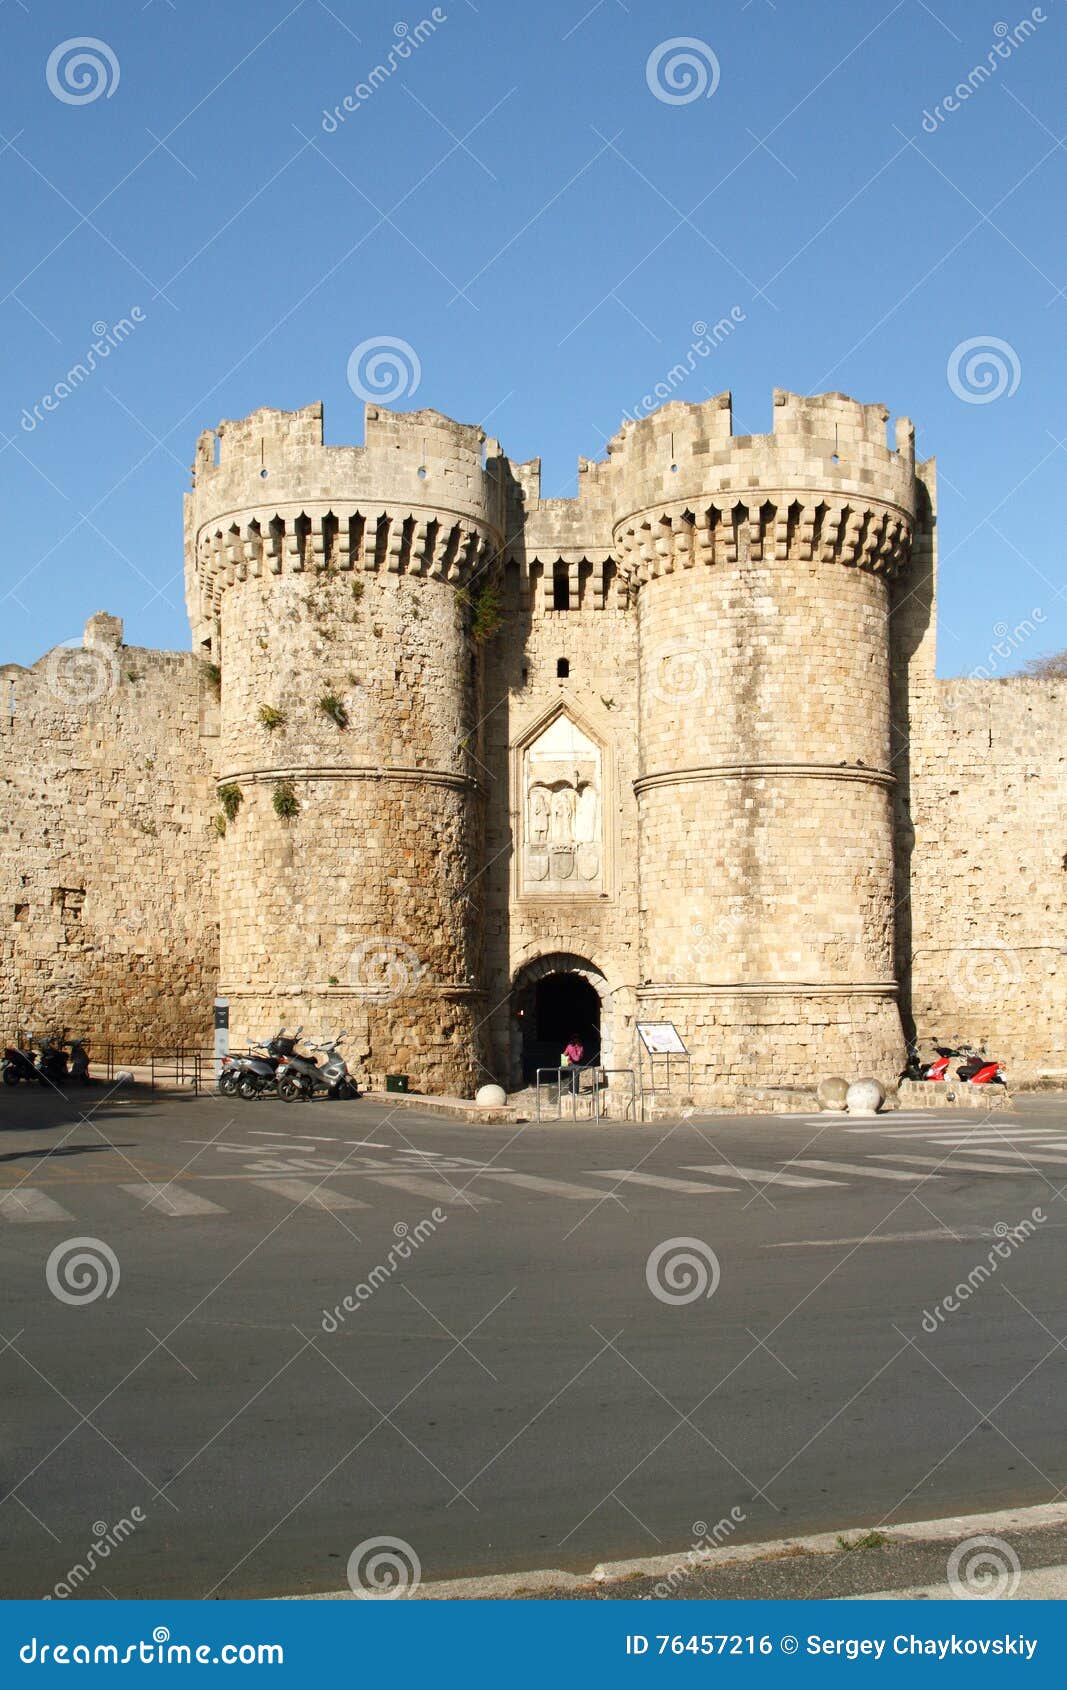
[201,660,222,692]
[218,783,243,823]
[258,704,285,731]
[836,1531,888,1553]
[272,779,299,819]
[213,814,227,838]
[470,578,503,645]
[318,692,348,728]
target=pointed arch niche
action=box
[511,695,616,903]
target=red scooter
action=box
[955,1044,1007,1085]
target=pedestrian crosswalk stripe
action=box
[871,1153,1055,1176]
[681,1163,845,1189]
[120,1183,227,1217]
[366,1174,495,1207]
[480,1172,618,1201]
[846,1123,1019,1136]
[0,1187,74,1224]
[251,1179,369,1212]
[924,1133,1057,1145]
[931,1146,1067,1169]
[589,1170,734,1194]
[790,1159,942,1183]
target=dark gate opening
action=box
[517,971,601,1083]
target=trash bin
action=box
[385,1073,409,1094]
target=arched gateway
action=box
[509,953,613,1089]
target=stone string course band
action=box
[1,389,1063,1101]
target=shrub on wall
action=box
[272,779,299,819]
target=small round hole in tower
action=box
[417,466,427,480]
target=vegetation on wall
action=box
[318,692,348,728]
[258,704,285,731]
[468,577,503,645]
[218,783,243,822]
[272,779,299,819]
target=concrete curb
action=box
[289,1500,1067,1600]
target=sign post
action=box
[213,996,229,1083]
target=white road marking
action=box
[871,1153,1054,1176]
[0,1188,74,1224]
[682,1163,845,1190]
[251,1179,369,1212]
[341,1140,390,1149]
[845,1122,1021,1136]
[367,1174,495,1208]
[121,1183,226,1217]
[247,1131,340,1142]
[932,1146,1067,1169]
[924,1133,1059,1145]
[480,1172,619,1201]
[790,1159,942,1183]
[588,1170,734,1194]
[770,1228,992,1248]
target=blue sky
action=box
[1,0,1064,673]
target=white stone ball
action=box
[846,1077,886,1117]
[115,1069,135,1086]
[475,1083,507,1107]
[817,1076,850,1112]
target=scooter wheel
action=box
[218,1072,238,1097]
[2,1067,20,1087]
[278,1076,301,1102]
[238,1074,260,1101]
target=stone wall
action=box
[0,614,218,1052]
[903,675,1066,1083]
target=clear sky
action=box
[1,0,1064,674]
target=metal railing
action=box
[534,1065,636,1123]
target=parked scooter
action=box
[68,1040,91,1084]
[1,1037,40,1086]
[35,1034,70,1085]
[955,1043,1007,1085]
[901,1041,952,1082]
[218,1029,302,1099]
[276,1033,358,1101]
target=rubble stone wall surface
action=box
[0,614,218,1051]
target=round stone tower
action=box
[611,390,917,1094]
[185,402,504,1093]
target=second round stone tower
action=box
[185,402,504,1092]
[611,390,917,1092]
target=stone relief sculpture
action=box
[522,714,604,893]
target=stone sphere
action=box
[846,1077,886,1117]
[817,1076,850,1112]
[475,1083,507,1107]
[114,1069,135,1086]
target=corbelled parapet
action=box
[185,402,508,652]
[608,390,916,586]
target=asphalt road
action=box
[1,1081,1065,1599]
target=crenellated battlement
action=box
[185,403,511,647]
